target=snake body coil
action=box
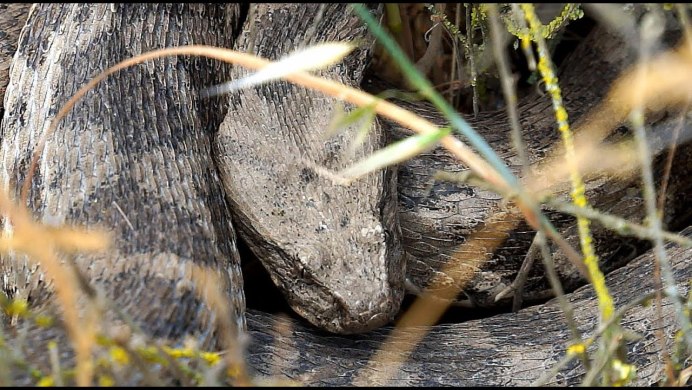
[0,3,690,386]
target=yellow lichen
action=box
[109,346,130,366]
[98,375,115,387]
[5,298,29,317]
[34,314,54,328]
[135,345,168,366]
[567,342,586,356]
[521,2,614,321]
[163,345,195,360]
[611,359,636,386]
[36,376,55,387]
[200,351,222,366]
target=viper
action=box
[0,3,690,386]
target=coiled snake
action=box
[0,3,690,386]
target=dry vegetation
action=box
[1,3,691,386]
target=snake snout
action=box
[287,259,405,334]
[275,231,405,334]
[327,287,403,334]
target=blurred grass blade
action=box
[351,3,591,283]
[351,3,517,186]
[339,127,451,180]
[328,101,378,154]
[347,110,377,155]
[328,101,377,134]
[202,42,355,97]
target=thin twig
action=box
[487,5,563,320]
[450,4,461,105]
[465,4,479,116]
[630,9,692,350]
[415,4,445,78]
[523,3,614,323]
[533,289,681,386]
[543,200,692,248]
[433,169,692,248]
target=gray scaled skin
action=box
[215,4,404,334]
[0,3,244,350]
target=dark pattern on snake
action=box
[0,3,690,386]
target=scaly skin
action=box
[0,3,690,386]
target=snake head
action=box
[215,83,405,334]
[217,144,405,333]
[276,207,405,334]
[208,2,403,334]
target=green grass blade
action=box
[339,127,451,180]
